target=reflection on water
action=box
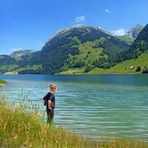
[0,74,148,141]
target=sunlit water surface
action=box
[0,74,148,142]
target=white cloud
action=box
[101,8,111,14]
[75,16,86,23]
[105,9,111,14]
[111,29,128,36]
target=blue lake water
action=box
[0,74,148,142]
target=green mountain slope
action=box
[1,24,147,74]
[116,35,134,45]
[114,24,148,62]
[0,50,43,74]
[11,49,34,57]
[88,24,148,74]
[61,24,148,74]
[88,51,148,74]
[40,25,129,73]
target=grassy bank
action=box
[89,51,148,74]
[0,79,7,85]
[0,100,97,148]
[0,100,147,148]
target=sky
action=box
[0,0,148,54]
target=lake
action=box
[0,74,148,142]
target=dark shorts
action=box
[46,109,54,119]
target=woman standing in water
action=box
[43,83,57,123]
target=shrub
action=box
[142,70,148,74]
[84,66,94,73]
[135,66,141,72]
[73,61,85,68]
[0,79,7,85]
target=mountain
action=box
[116,35,134,45]
[0,49,43,74]
[87,24,148,74]
[115,24,148,63]
[128,24,144,39]
[113,24,144,45]
[1,24,147,74]
[130,24,148,51]
[93,24,148,74]
[40,25,129,73]
[11,49,34,57]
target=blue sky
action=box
[0,0,147,54]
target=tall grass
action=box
[0,98,97,148]
[0,97,148,148]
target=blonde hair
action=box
[49,83,57,91]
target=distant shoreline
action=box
[0,72,147,75]
[1,69,148,75]
[3,72,18,75]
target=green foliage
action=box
[135,66,141,72]
[0,64,19,74]
[72,61,85,68]
[142,66,148,73]
[63,34,129,71]
[0,79,7,85]
[0,55,16,66]
[89,51,148,74]
[65,40,107,69]
[102,37,129,56]
[116,35,134,45]
[11,49,34,57]
[17,64,44,74]
[84,66,94,73]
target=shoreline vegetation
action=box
[0,99,148,147]
[1,50,148,75]
[1,71,148,75]
[60,51,148,75]
[0,79,7,85]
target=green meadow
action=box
[89,51,148,74]
[61,51,148,74]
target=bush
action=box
[84,66,94,73]
[73,61,85,68]
[0,79,7,85]
[142,70,148,74]
[135,66,141,72]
